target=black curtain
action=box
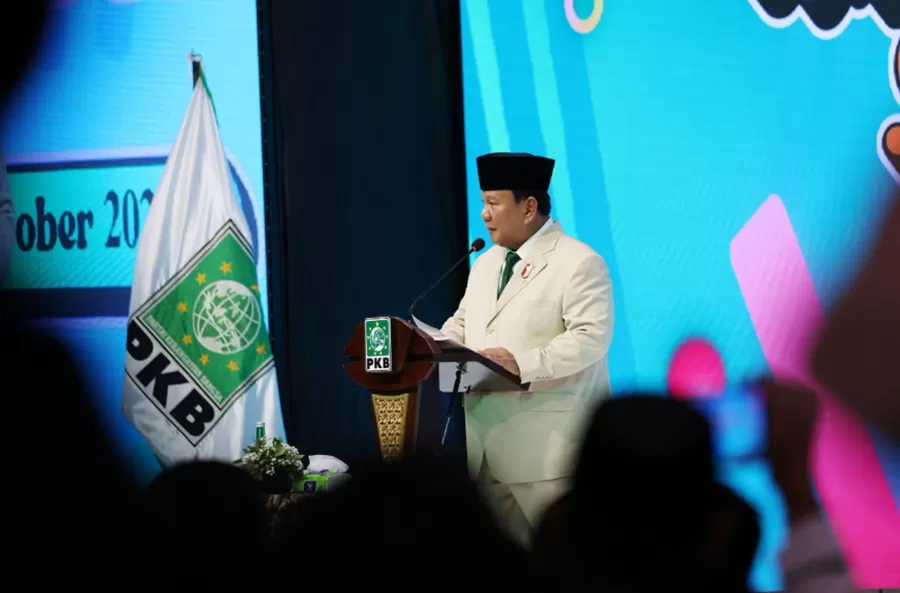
[258,0,469,467]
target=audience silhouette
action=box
[2,6,895,591]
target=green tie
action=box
[497,250,521,298]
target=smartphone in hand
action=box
[690,384,767,464]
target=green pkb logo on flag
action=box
[364,317,392,373]
[131,222,274,444]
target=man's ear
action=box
[812,194,900,439]
[525,195,538,220]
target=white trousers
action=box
[476,460,569,547]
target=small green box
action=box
[294,470,351,493]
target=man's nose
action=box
[481,207,490,221]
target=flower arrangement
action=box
[234,436,306,491]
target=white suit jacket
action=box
[442,222,613,484]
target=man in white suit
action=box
[442,152,614,545]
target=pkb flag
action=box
[122,64,284,466]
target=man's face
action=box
[481,190,534,248]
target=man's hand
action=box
[480,347,520,377]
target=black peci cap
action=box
[476,152,555,192]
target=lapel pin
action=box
[521,263,533,279]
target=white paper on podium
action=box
[411,316,521,392]
[411,315,455,341]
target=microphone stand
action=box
[439,363,467,451]
[408,239,483,323]
[408,239,484,456]
[408,249,473,324]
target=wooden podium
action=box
[343,316,525,460]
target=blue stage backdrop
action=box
[461,0,900,590]
[1,0,266,484]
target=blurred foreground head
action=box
[572,395,720,592]
[0,292,142,587]
[813,194,900,439]
[275,455,529,591]
[0,1,50,106]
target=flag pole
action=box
[190,51,202,87]
[151,52,203,475]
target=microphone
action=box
[409,238,486,322]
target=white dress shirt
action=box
[499,217,555,280]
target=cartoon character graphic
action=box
[750,0,898,37]
[739,7,900,588]
[750,2,900,182]
[879,36,900,182]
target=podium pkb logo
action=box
[364,317,392,373]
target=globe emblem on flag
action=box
[368,325,388,353]
[192,279,262,355]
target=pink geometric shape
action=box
[730,195,900,588]
[667,338,726,399]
